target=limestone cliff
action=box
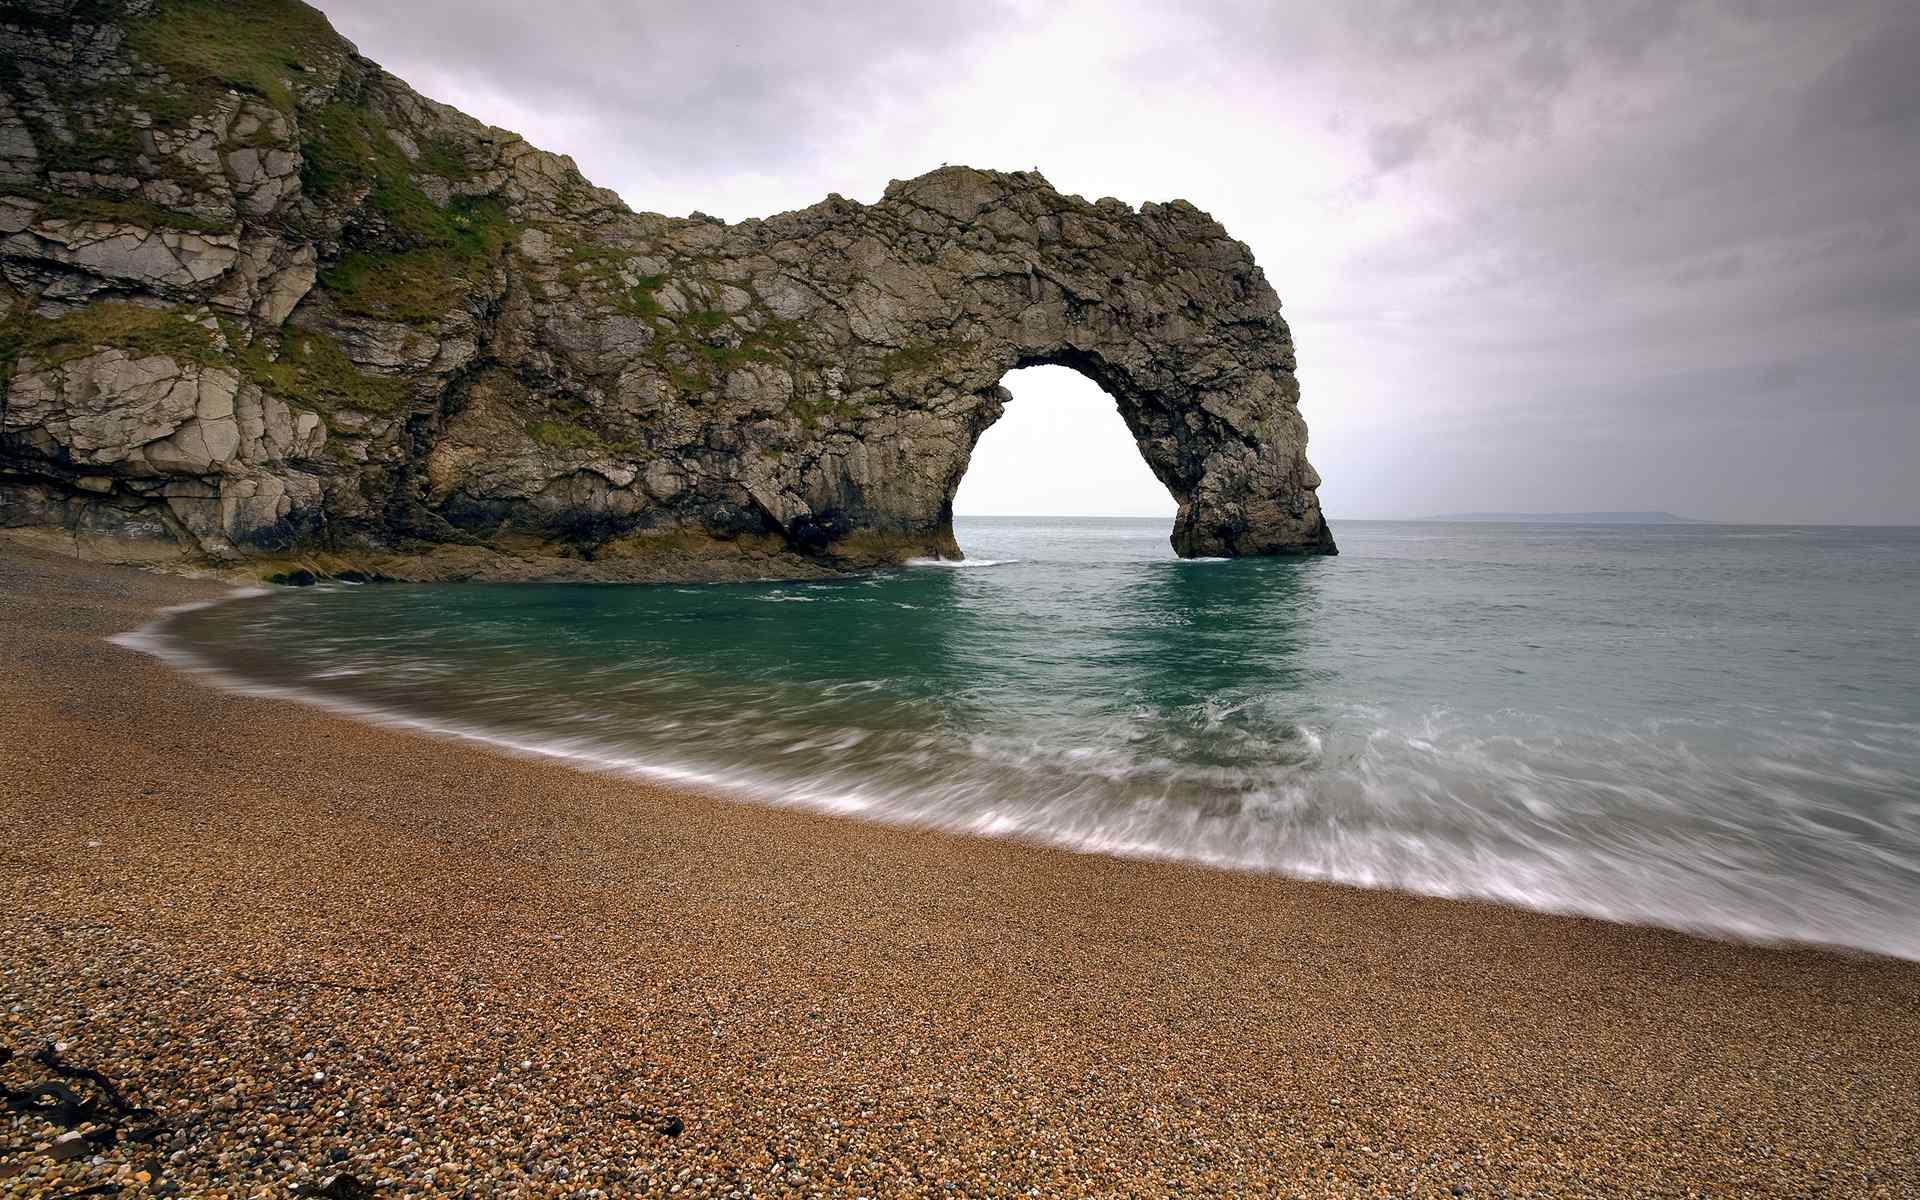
[0,0,1334,580]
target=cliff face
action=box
[0,0,1334,581]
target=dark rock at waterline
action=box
[266,567,386,586]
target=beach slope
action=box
[1,541,1916,1197]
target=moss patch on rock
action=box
[1,302,226,389]
[235,327,409,416]
[543,233,667,319]
[524,418,601,451]
[317,197,511,324]
[878,339,963,376]
[123,0,341,117]
[301,95,513,324]
[0,301,405,419]
[525,417,644,456]
[22,190,232,234]
[645,308,800,401]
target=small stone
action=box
[49,1132,89,1161]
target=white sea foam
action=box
[108,519,1920,965]
[108,585,270,655]
[115,601,850,814]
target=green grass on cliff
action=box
[530,239,800,402]
[0,301,405,419]
[878,340,961,376]
[300,101,495,239]
[0,303,226,379]
[524,418,644,457]
[554,242,628,290]
[299,101,475,234]
[123,0,342,116]
[320,238,484,325]
[235,328,409,417]
[4,1,326,214]
[21,190,232,234]
[29,101,152,175]
[316,194,513,324]
[630,275,667,318]
[546,235,667,319]
[303,97,510,324]
[525,419,602,451]
[645,306,802,403]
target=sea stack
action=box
[0,0,1334,580]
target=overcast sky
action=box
[321,0,1919,524]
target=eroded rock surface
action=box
[0,0,1332,579]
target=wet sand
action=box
[2,539,1917,1198]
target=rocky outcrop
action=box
[0,0,1333,580]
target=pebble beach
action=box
[3,539,1919,1198]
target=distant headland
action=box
[1417,511,1714,525]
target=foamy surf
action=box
[108,585,270,656]
[113,517,1920,963]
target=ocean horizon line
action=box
[953,512,1920,529]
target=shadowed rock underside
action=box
[0,0,1333,581]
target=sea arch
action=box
[754,169,1338,565]
[0,1,1336,583]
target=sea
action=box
[128,517,1920,960]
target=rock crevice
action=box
[0,0,1333,580]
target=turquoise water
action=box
[138,518,1920,959]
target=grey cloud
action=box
[320,0,1019,182]
[1292,0,1919,518]
[1249,0,1920,520]
[1508,39,1574,92]
[1580,0,1685,63]
[1667,251,1746,286]
[1329,6,1634,176]
[1443,68,1560,144]
[1366,120,1431,171]
[1364,0,1562,60]
[1797,15,1920,137]
[1303,0,1920,310]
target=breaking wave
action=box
[119,518,1920,961]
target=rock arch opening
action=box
[950,365,1176,543]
